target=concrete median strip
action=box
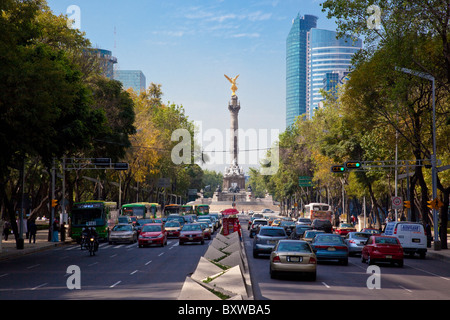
[178,228,253,300]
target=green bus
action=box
[121,202,161,219]
[195,204,210,216]
[180,205,194,215]
[69,201,112,243]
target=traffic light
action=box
[404,201,411,209]
[345,161,362,169]
[331,165,346,173]
[51,199,58,208]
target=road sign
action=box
[392,196,403,210]
[298,176,313,187]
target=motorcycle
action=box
[88,237,97,256]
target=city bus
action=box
[180,205,194,215]
[195,204,210,216]
[304,203,333,222]
[164,204,180,216]
[121,202,161,219]
[69,201,112,243]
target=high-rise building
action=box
[114,70,147,93]
[307,29,361,118]
[90,48,118,79]
[286,16,362,126]
[286,14,318,128]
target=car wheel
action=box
[269,267,277,279]
[201,239,205,245]
[397,260,404,267]
[368,255,375,265]
[253,250,259,258]
[361,254,367,263]
[309,271,317,281]
[340,258,348,266]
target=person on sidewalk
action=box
[52,218,59,242]
[28,219,37,244]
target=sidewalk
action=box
[0,229,71,261]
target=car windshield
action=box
[259,228,286,237]
[182,224,201,231]
[315,235,343,244]
[165,222,180,227]
[304,231,322,237]
[113,225,132,231]
[142,225,161,232]
[375,237,399,245]
[280,221,295,226]
[277,242,312,253]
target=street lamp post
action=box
[396,67,439,250]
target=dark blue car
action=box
[311,234,349,265]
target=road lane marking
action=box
[110,281,121,288]
[408,265,450,281]
[158,252,165,257]
[322,282,330,288]
[27,264,40,269]
[110,254,117,258]
[88,262,98,267]
[399,285,412,293]
[31,283,48,290]
[130,270,138,275]
[145,260,152,266]
[0,274,9,278]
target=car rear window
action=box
[375,237,399,245]
[259,228,286,237]
[277,242,312,253]
[353,233,371,239]
[142,225,161,232]
[315,235,343,244]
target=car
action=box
[253,213,264,219]
[335,223,357,236]
[164,221,181,238]
[344,232,372,256]
[109,224,137,244]
[261,209,275,214]
[166,214,186,226]
[138,223,167,247]
[249,219,268,238]
[179,223,205,245]
[296,218,312,225]
[117,216,132,224]
[135,218,154,234]
[361,235,404,267]
[311,219,333,233]
[303,230,325,243]
[198,217,215,233]
[202,215,219,230]
[311,233,349,265]
[289,225,312,240]
[360,228,382,235]
[208,213,222,227]
[280,220,296,236]
[270,240,317,280]
[197,222,212,240]
[383,222,427,258]
[271,219,282,227]
[253,226,288,258]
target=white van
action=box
[383,222,427,258]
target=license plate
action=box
[328,247,336,251]
[288,256,302,262]
[268,240,277,244]
[188,237,193,240]
[412,238,420,243]
[386,255,392,259]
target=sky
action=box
[46,0,339,173]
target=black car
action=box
[290,224,312,240]
[311,219,333,233]
[279,220,296,236]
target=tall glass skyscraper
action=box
[114,70,147,93]
[286,14,318,127]
[307,29,362,118]
[286,16,362,126]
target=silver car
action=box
[344,232,372,256]
[253,226,288,258]
[109,224,137,244]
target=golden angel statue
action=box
[224,74,240,96]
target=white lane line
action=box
[0,274,9,278]
[399,285,413,293]
[31,283,48,290]
[130,270,138,275]
[322,282,330,288]
[110,281,121,288]
[110,254,117,258]
[88,262,98,267]
[27,264,40,269]
[145,260,152,266]
[158,252,165,257]
[408,265,450,281]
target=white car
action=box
[383,222,427,258]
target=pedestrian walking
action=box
[52,218,59,242]
[3,221,11,241]
[28,219,37,244]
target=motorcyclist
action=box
[88,227,99,252]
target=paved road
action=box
[242,221,450,300]
[0,239,209,300]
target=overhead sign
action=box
[298,176,313,187]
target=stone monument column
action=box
[228,95,240,164]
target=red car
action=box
[197,222,212,240]
[334,223,356,236]
[361,236,404,267]
[179,223,205,245]
[138,223,167,247]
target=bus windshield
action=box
[123,206,145,217]
[71,208,104,227]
